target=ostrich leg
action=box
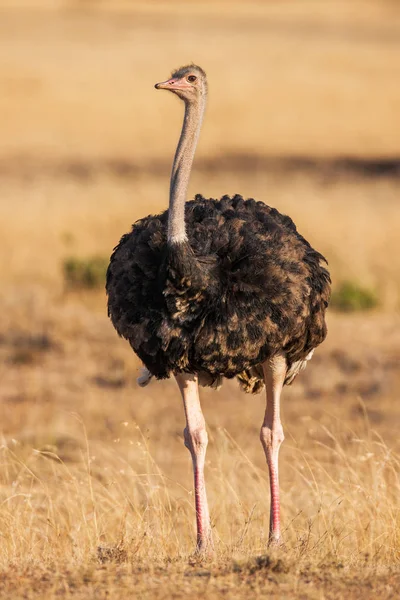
[175,373,213,554]
[260,355,287,544]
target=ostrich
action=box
[106,64,330,553]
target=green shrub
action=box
[63,255,108,290]
[330,281,379,312]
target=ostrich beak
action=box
[154,77,191,91]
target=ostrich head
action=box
[155,64,207,102]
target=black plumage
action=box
[107,193,330,392]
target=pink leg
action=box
[175,373,213,554]
[261,355,286,545]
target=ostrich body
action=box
[107,65,330,552]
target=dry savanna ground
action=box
[0,1,400,598]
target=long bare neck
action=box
[168,95,206,244]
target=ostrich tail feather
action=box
[236,365,265,394]
[284,349,314,385]
[137,367,154,387]
[198,371,223,390]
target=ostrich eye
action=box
[187,75,197,83]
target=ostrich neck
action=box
[168,96,206,244]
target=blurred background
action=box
[0,0,399,585]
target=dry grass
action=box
[1,297,400,598]
[0,1,400,598]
